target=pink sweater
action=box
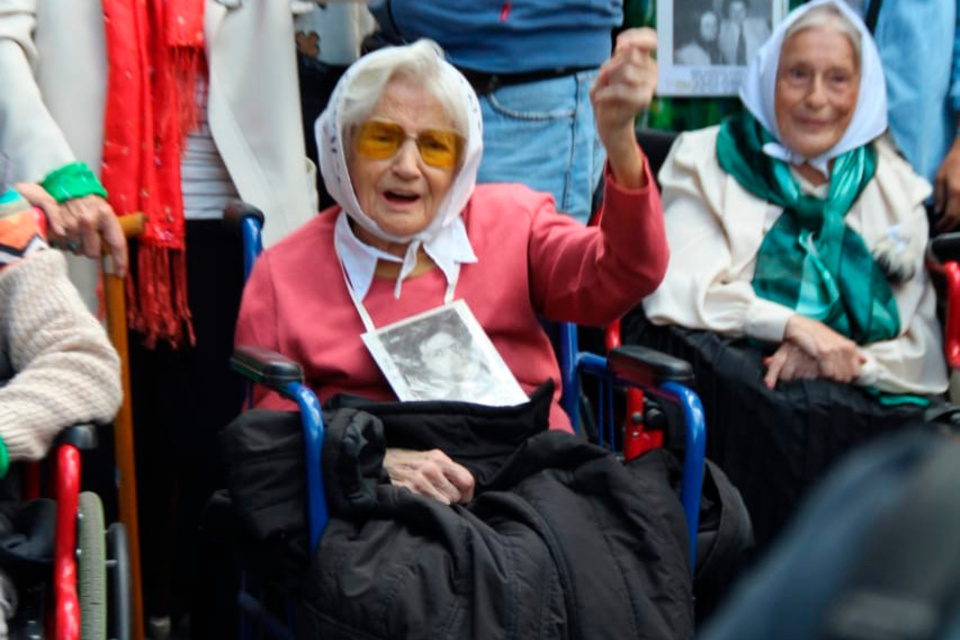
[235,163,667,431]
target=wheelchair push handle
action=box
[222,200,265,230]
[926,231,960,271]
[222,201,265,281]
[53,424,100,451]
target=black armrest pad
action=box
[608,345,695,388]
[53,424,99,451]
[232,346,304,389]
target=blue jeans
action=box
[477,69,604,224]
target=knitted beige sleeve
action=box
[0,250,121,461]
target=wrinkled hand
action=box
[763,341,820,389]
[592,28,658,141]
[383,448,475,505]
[591,27,658,188]
[934,138,960,233]
[15,185,128,277]
[783,315,865,384]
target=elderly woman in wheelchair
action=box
[235,33,669,504]
[227,34,716,638]
[0,184,121,635]
[630,0,947,546]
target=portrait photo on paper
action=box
[362,300,529,407]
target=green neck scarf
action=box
[716,112,899,345]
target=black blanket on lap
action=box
[223,383,694,640]
[621,311,929,547]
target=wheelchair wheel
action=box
[78,491,108,640]
[106,522,132,640]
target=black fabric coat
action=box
[621,312,929,548]
[223,385,694,640]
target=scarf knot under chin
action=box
[716,112,900,345]
[100,0,205,348]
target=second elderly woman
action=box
[633,0,947,545]
[235,33,668,505]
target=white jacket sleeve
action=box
[0,0,77,182]
[854,142,948,395]
[858,266,948,395]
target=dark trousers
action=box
[128,220,245,624]
[622,310,928,549]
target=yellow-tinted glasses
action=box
[354,120,465,169]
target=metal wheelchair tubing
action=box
[238,588,295,640]
[660,381,706,572]
[55,444,82,640]
[574,352,616,447]
[944,262,960,369]
[559,324,580,431]
[280,381,329,552]
[576,351,706,575]
[237,379,326,638]
[241,216,264,284]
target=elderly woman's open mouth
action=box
[383,190,421,205]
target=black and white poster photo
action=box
[658,0,787,96]
[362,300,528,406]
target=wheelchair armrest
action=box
[232,346,304,390]
[53,424,99,451]
[608,345,695,388]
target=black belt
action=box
[458,66,594,96]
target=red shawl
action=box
[100,0,205,348]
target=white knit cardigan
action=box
[0,250,121,461]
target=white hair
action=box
[339,40,469,141]
[784,3,862,67]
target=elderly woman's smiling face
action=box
[774,22,860,161]
[347,75,459,249]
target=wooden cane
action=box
[103,212,145,640]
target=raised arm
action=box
[591,27,658,190]
[525,28,668,326]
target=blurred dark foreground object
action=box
[698,428,960,640]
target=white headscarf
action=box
[738,0,887,176]
[316,41,483,299]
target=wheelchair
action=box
[625,126,960,549]
[0,194,134,639]
[925,231,960,404]
[216,202,708,638]
[4,424,132,640]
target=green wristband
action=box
[0,434,9,479]
[40,162,107,203]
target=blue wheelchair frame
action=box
[557,323,706,564]
[228,206,707,636]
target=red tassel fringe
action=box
[126,244,195,349]
[169,47,206,146]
